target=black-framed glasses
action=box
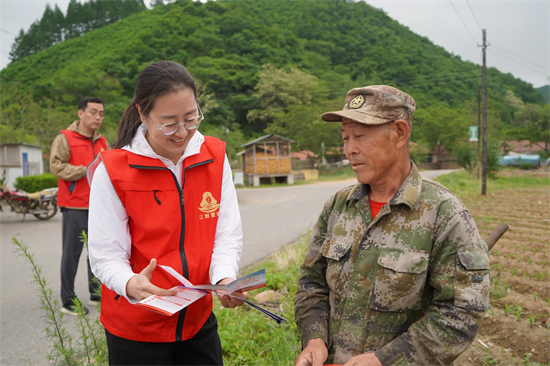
[84,109,104,119]
[150,106,204,136]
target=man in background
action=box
[50,97,108,315]
[294,86,490,366]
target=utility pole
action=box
[481,29,488,196]
[477,85,481,180]
[223,115,230,153]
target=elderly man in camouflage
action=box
[294,86,490,366]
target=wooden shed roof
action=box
[241,134,295,147]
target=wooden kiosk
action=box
[241,134,295,186]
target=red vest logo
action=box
[198,192,220,219]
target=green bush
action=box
[486,138,502,179]
[453,142,476,172]
[14,173,58,192]
[519,162,532,170]
[536,149,549,161]
[409,143,430,167]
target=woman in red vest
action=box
[87,61,246,365]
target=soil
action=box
[455,171,550,365]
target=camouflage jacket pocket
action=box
[321,236,353,261]
[454,250,490,311]
[370,249,429,312]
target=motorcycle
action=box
[0,186,58,220]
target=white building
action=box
[0,143,44,188]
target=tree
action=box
[505,90,524,109]
[9,0,146,63]
[412,103,470,168]
[267,103,342,167]
[247,64,322,130]
[248,64,342,166]
[506,103,550,153]
[503,90,549,153]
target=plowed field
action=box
[456,171,550,365]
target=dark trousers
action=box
[60,208,100,307]
[105,312,223,366]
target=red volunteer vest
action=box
[99,137,225,343]
[57,130,107,208]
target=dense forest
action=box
[1,0,547,162]
[9,0,147,62]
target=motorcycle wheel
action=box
[33,200,58,220]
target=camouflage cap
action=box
[321,85,416,127]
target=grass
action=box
[434,170,549,197]
[214,235,308,366]
[317,166,356,182]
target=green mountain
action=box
[1,0,545,157]
[536,85,549,103]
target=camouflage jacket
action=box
[294,163,490,365]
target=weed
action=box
[528,314,538,327]
[510,268,517,277]
[482,356,498,365]
[504,304,513,316]
[533,292,537,301]
[514,305,523,322]
[490,277,508,300]
[12,237,108,366]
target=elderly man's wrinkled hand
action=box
[343,353,382,366]
[295,338,328,366]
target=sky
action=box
[0,0,548,88]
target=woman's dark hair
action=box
[113,61,197,149]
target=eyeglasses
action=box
[84,109,104,119]
[150,106,204,136]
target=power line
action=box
[466,0,482,30]
[491,43,547,72]
[489,48,549,77]
[449,0,479,45]
[0,28,16,37]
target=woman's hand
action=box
[215,277,249,308]
[125,258,177,301]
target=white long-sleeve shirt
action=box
[87,124,243,303]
